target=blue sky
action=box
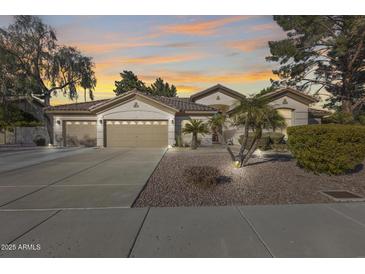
[0,15,286,104]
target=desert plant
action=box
[238,132,285,151]
[182,119,209,149]
[287,124,365,175]
[184,166,225,188]
[207,113,227,145]
[230,96,286,166]
[33,135,46,146]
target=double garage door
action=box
[65,120,168,147]
[106,120,168,147]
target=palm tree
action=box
[182,119,209,149]
[231,96,286,167]
[207,113,227,145]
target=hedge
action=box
[287,124,365,175]
[239,132,285,150]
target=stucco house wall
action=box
[194,90,240,108]
[268,95,309,126]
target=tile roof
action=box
[46,99,109,111]
[140,92,217,112]
[262,87,318,103]
[46,91,216,113]
[190,83,246,101]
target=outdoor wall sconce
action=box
[56,120,61,125]
[171,119,174,124]
[99,119,103,124]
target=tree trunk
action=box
[84,88,87,103]
[226,146,236,161]
[42,92,54,145]
[238,120,250,163]
[44,92,51,106]
[241,136,260,167]
[191,133,197,150]
[44,114,53,145]
[341,99,353,114]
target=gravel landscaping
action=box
[133,147,365,207]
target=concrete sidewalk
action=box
[1,202,365,258]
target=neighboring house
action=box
[0,95,49,145]
[46,84,321,148]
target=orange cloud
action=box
[75,41,160,54]
[159,16,250,36]
[95,53,204,71]
[249,22,279,31]
[175,85,202,93]
[141,69,277,85]
[225,38,268,52]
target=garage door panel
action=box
[106,120,168,148]
[65,121,97,147]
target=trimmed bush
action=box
[239,132,285,150]
[33,135,46,146]
[287,124,365,175]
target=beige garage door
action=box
[65,121,97,147]
[106,120,168,147]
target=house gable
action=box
[262,88,318,106]
[98,97,176,120]
[190,84,245,104]
[190,84,245,107]
[92,91,178,115]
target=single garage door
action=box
[106,120,168,147]
[65,121,97,147]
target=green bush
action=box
[33,135,46,146]
[239,132,285,150]
[322,111,354,124]
[287,124,365,175]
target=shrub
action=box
[322,111,354,124]
[357,115,365,125]
[239,132,285,150]
[184,166,230,188]
[287,124,365,175]
[33,135,46,146]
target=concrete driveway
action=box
[0,147,166,209]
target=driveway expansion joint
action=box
[236,206,274,258]
[325,204,365,228]
[127,207,151,258]
[7,209,62,245]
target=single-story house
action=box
[46,84,321,148]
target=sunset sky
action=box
[0,15,286,105]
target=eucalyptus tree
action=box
[0,16,96,141]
